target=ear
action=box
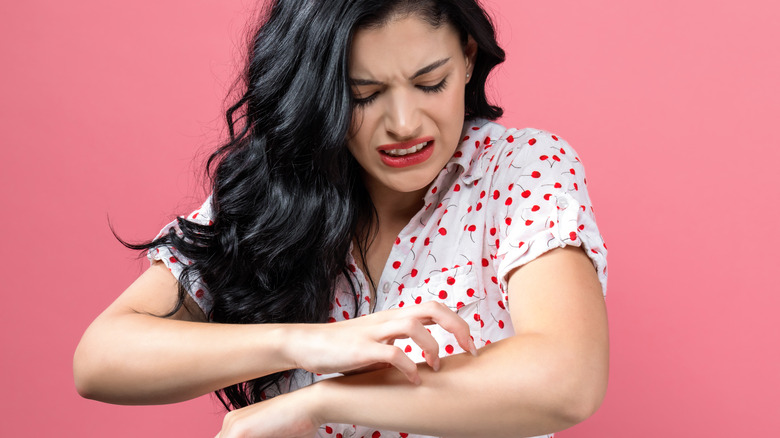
[464,35,478,83]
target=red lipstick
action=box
[377,136,435,168]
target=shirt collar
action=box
[446,117,490,182]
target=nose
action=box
[384,88,422,140]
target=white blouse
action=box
[150,118,608,438]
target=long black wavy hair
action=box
[128,0,504,410]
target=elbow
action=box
[555,361,609,426]
[73,345,98,400]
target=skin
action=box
[73,13,609,438]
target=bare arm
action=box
[73,261,297,404]
[218,246,609,437]
[74,261,475,405]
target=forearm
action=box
[311,334,607,438]
[73,312,297,405]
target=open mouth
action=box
[381,141,431,157]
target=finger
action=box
[414,301,477,356]
[374,344,421,385]
[381,318,441,371]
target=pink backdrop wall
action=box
[1,0,778,436]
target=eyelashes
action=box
[353,77,449,108]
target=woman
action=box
[74,0,609,437]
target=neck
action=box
[363,177,428,227]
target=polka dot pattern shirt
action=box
[150,118,608,438]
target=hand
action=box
[215,389,320,438]
[288,301,477,385]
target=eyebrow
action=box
[350,57,451,86]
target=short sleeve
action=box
[147,196,215,315]
[491,131,608,297]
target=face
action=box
[347,15,476,198]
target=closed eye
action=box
[418,77,448,93]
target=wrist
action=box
[267,324,307,371]
[303,377,333,426]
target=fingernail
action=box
[469,341,478,357]
[415,375,422,385]
[433,359,441,372]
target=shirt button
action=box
[382,283,391,293]
[556,197,569,209]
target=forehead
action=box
[349,15,462,77]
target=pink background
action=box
[1,0,778,436]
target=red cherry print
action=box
[415,296,422,304]
[328,317,336,323]
[457,301,465,309]
[400,434,409,438]
[578,225,585,231]
[447,276,456,285]
[498,320,505,329]
[525,220,534,226]
[468,224,477,232]
[531,171,541,178]
[497,300,505,309]
[325,426,333,434]
[463,135,470,141]
[552,135,559,141]
[494,165,499,172]
[490,227,497,236]
[569,232,577,241]
[411,268,418,277]
[454,183,461,192]
[467,205,473,213]
[424,237,430,246]
[553,155,561,162]
[540,155,549,160]
[473,313,481,321]
[591,248,599,254]
[169,256,177,263]
[505,217,512,226]
[467,288,476,297]
[544,193,552,201]
[554,182,562,189]
[192,212,199,219]
[398,284,405,293]
[570,168,576,175]
[441,267,448,272]
[480,320,485,328]
[475,140,480,148]
[439,290,448,300]
[493,190,500,199]
[532,205,540,212]
[491,276,498,284]
[574,182,579,191]
[404,345,412,353]
[471,126,479,131]
[439,227,447,235]
[549,221,555,228]
[482,258,489,267]
[505,197,513,206]
[521,190,531,198]
[195,289,204,299]
[604,242,608,249]
[372,431,381,438]
[424,278,430,284]
[507,135,514,143]
[508,183,514,191]
[336,297,342,307]
[453,151,463,158]
[208,220,214,226]
[528,138,537,146]
[445,345,454,354]
[476,202,483,211]
[342,310,350,320]
[480,190,486,199]
[336,434,343,438]
[392,261,401,269]
[495,238,500,249]
[395,237,400,245]
[348,264,356,273]
[399,301,405,307]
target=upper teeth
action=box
[385,141,429,156]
